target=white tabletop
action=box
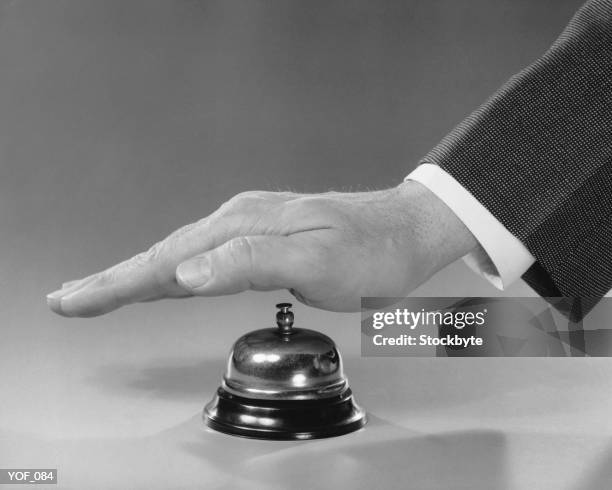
[2,279,612,489]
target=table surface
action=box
[2,280,612,490]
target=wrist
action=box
[394,179,478,281]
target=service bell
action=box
[203,303,367,439]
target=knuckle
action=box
[226,236,255,268]
[103,241,167,284]
[236,190,266,200]
[97,269,116,287]
[220,191,274,214]
[132,241,166,266]
[166,221,198,242]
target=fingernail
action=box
[46,288,70,316]
[62,279,79,289]
[176,257,211,289]
[46,279,85,302]
[46,288,67,301]
[46,277,94,314]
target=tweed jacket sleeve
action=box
[419,0,612,319]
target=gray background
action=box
[4,1,612,489]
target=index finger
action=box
[46,191,297,317]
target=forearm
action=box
[416,0,612,317]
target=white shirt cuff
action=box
[405,163,535,290]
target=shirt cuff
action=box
[405,163,535,290]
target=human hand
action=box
[46,181,477,317]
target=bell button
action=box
[276,302,294,333]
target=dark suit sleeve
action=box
[420,0,612,319]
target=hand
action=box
[46,181,477,317]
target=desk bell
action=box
[203,303,367,440]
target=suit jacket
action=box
[420,0,612,320]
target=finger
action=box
[46,273,98,308]
[46,274,101,315]
[50,245,191,318]
[47,192,299,317]
[175,235,319,296]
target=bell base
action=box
[203,387,367,440]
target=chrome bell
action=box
[203,303,367,439]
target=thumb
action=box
[175,235,315,296]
